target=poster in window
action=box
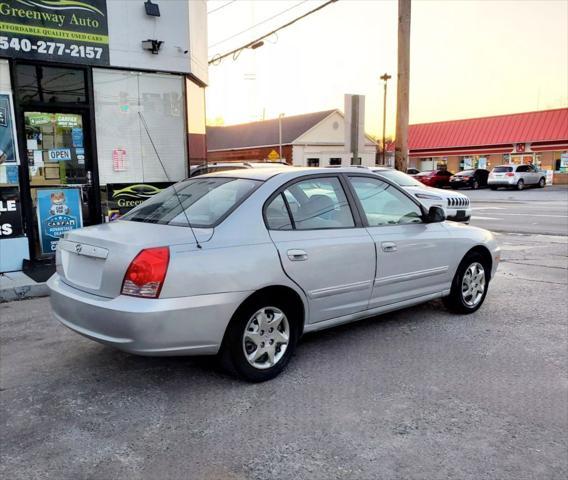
[0,92,20,165]
[0,0,109,65]
[37,188,83,254]
[0,187,23,238]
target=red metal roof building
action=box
[407,108,568,179]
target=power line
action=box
[209,0,308,49]
[208,0,236,15]
[209,0,338,65]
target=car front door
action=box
[346,175,454,308]
[265,175,375,324]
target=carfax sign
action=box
[0,0,109,65]
[37,188,83,254]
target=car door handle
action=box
[287,249,308,261]
[381,242,397,253]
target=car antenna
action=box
[138,112,202,249]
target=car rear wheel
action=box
[221,298,299,382]
[472,180,479,190]
[443,252,489,314]
[516,179,525,190]
[538,177,546,188]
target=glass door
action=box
[23,110,96,258]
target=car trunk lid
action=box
[57,220,212,298]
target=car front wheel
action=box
[443,252,489,314]
[538,177,546,188]
[221,298,299,382]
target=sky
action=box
[205,0,568,137]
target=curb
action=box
[0,274,50,302]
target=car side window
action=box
[266,177,355,230]
[265,193,293,230]
[349,176,423,227]
[517,165,527,172]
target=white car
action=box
[369,167,472,222]
[488,164,546,190]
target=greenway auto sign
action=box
[107,182,173,216]
[0,0,109,65]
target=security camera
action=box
[176,46,189,54]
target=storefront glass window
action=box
[15,64,87,104]
[93,69,186,185]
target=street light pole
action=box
[380,73,391,165]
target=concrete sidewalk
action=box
[0,271,49,302]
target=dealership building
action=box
[0,0,208,275]
[405,108,568,181]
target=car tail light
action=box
[505,172,515,177]
[122,247,170,298]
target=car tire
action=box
[516,179,525,190]
[443,252,489,314]
[220,296,299,382]
[538,177,546,188]
[490,186,497,190]
[472,180,479,190]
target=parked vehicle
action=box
[190,161,289,177]
[49,168,499,381]
[413,170,454,188]
[369,167,472,222]
[449,169,490,190]
[488,164,546,190]
[406,168,420,175]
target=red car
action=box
[412,170,453,188]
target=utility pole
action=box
[380,73,391,165]
[395,0,411,172]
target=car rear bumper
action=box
[48,274,249,356]
[488,179,515,186]
[449,180,470,188]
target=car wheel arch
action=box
[463,245,493,279]
[223,285,307,344]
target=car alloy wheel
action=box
[242,307,290,370]
[472,180,479,190]
[517,179,524,190]
[539,177,546,188]
[461,262,486,308]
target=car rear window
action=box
[457,170,474,175]
[122,177,261,228]
[493,166,513,172]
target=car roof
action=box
[201,166,380,181]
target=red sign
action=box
[515,143,526,153]
[112,148,127,171]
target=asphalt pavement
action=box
[1,187,567,480]
[465,185,568,236]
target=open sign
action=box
[48,149,72,161]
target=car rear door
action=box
[346,174,454,308]
[265,175,375,324]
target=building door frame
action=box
[9,60,102,265]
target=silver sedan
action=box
[48,168,500,381]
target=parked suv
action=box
[488,164,546,190]
[190,161,289,177]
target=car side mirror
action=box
[425,206,446,223]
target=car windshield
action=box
[493,166,513,172]
[457,170,475,176]
[122,177,261,228]
[374,169,423,187]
